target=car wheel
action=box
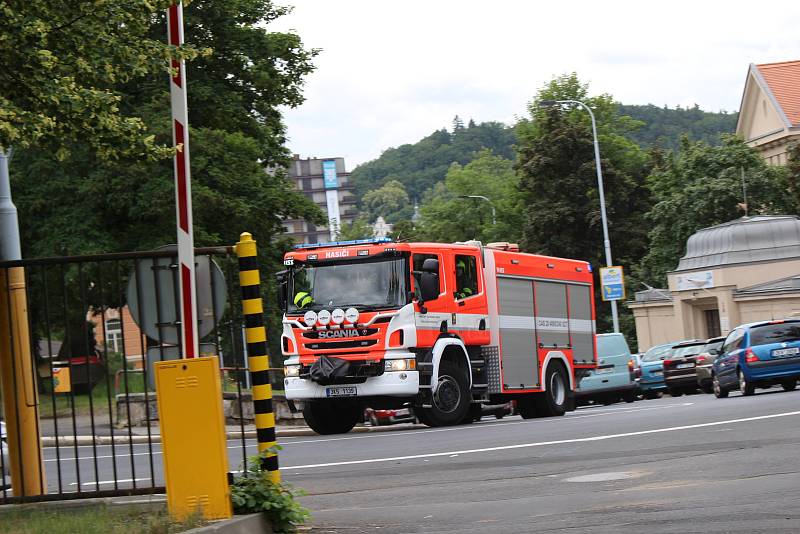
[781,379,797,392]
[738,369,755,396]
[713,373,728,398]
[643,390,662,400]
[417,360,471,427]
[668,388,683,397]
[622,390,636,403]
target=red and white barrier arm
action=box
[167,2,198,359]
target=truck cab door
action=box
[451,253,489,345]
[412,252,449,346]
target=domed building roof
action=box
[676,215,800,271]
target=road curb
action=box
[40,422,428,447]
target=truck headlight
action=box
[384,358,416,372]
[284,364,301,377]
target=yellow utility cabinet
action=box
[155,356,232,520]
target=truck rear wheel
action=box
[417,360,470,427]
[303,399,361,435]
[533,362,568,417]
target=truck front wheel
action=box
[302,399,361,435]
[417,360,470,427]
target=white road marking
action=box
[43,403,693,462]
[283,410,800,470]
[280,403,695,445]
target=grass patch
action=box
[0,504,207,534]
[39,373,148,420]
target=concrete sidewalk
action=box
[40,421,426,447]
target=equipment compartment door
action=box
[498,277,538,389]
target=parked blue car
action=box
[712,319,800,398]
[637,341,678,399]
[574,333,637,405]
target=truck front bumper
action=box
[284,370,420,400]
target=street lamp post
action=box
[538,99,620,333]
[458,195,496,225]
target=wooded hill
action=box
[350,105,738,201]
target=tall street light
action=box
[458,195,496,225]
[539,99,620,333]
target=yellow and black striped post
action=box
[234,232,279,483]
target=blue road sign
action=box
[600,266,625,301]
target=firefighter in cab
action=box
[294,291,313,309]
[455,258,477,300]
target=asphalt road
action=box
[282,389,800,534]
[14,387,800,533]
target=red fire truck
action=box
[278,238,597,435]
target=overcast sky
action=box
[271,1,800,169]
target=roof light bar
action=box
[292,237,393,250]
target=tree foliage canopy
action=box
[0,0,203,159]
[516,75,652,335]
[619,104,738,152]
[637,135,792,285]
[11,0,323,262]
[417,150,522,244]
[361,180,411,223]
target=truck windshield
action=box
[288,257,408,312]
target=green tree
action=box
[0,0,203,159]
[781,142,800,211]
[637,135,791,286]
[516,74,651,335]
[388,219,421,242]
[337,217,373,240]
[416,150,523,243]
[361,179,411,223]
[12,0,322,258]
[8,0,323,370]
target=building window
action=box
[704,309,721,338]
[105,318,123,353]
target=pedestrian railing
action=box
[0,245,272,503]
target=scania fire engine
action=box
[278,238,597,435]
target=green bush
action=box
[230,451,310,533]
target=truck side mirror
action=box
[275,270,288,311]
[419,272,439,302]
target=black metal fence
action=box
[0,246,258,503]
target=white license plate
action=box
[596,367,614,374]
[677,363,694,369]
[772,347,800,358]
[326,386,357,397]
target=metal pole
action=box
[0,148,21,261]
[557,100,620,333]
[235,232,280,483]
[167,2,199,359]
[0,147,46,497]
